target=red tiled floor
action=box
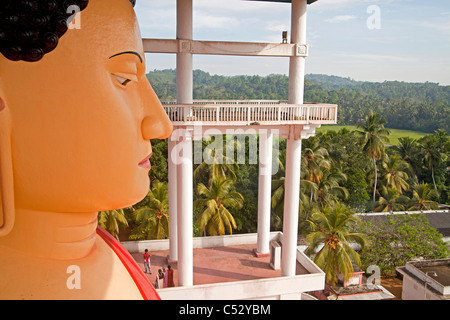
[131,243,309,288]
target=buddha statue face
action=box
[0,0,173,233]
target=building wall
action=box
[401,274,441,300]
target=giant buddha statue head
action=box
[0,0,173,260]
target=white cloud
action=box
[194,0,288,14]
[337,52,419,63]
[420,21,450,36]
[325,15,357,23]
[266,21,290,32]
[311,0,383,10]
[194,12,238,30]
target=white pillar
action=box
[281,136,302,276]
[168,138,178,262]
[175,0,194,287]
[177,0,194,286]
[288,0,307,105]
[177,0,193,105]
[281,0,307,277]
[176,134,193,287]
[256,131,273,255]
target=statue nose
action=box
[140,78,173,140]
[141,111,173,140]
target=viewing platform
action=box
[162,100,338,126]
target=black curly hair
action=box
[0,0,136,62]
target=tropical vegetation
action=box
[305,204,368,285]
[99,72,449,285]
[359,215,449,277]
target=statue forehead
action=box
[0,0,137,63]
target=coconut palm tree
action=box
[392,137,421,177]
[133,181,169,240]
[374,187,409,214]
[379,154,410,194]
[315,167,349,209]
[356,111,391,203]
[194,176,244,236]
[270,159,286,228]
[98,208,129,240]
[420,135,445,198]
[194,136,239,182]
[407,182,439,211]
[305,203,368,286]
[302,136,331,185]
[271,158,318,229]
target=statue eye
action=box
[113,74,132,86]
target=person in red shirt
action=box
[143,249,152,274]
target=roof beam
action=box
[142,38,308,57]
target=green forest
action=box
[98,70,449,282]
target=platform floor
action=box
[131,243,310,288]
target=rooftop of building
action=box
[397,258,450,299]
[358,210,450,237]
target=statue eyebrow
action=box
[109,51,143,63]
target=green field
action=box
[316,125,429,145]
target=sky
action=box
[134,0,450,85]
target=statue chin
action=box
[0,0,172,300]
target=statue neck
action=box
[0,209,98,260]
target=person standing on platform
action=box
[167,265,175,287]
[162,267,168,288]
[143,249,152,274]
[156,269,164,288]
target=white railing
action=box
[160,99,288,105]
[163,101,338,126]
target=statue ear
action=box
[0,97,15,236]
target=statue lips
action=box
[138,153,152,169]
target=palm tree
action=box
[356,111,391,203]
[407,182,439,211]
[194,176,244,236]
[271,159,286,228]
[194,136,238,182]
[98,208,129,240]
[133,181,169,240]
[315,167,349,209]
[379,154,410,193]
[302,136,331,185]
[305,203,368,286]
[433,129,450,151]
[392,137,421,177]
[374,187,409,214]
[420,135,445,198]
[271,158,318,229]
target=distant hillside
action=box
[147,69,449,133]
[305,74,363,89]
